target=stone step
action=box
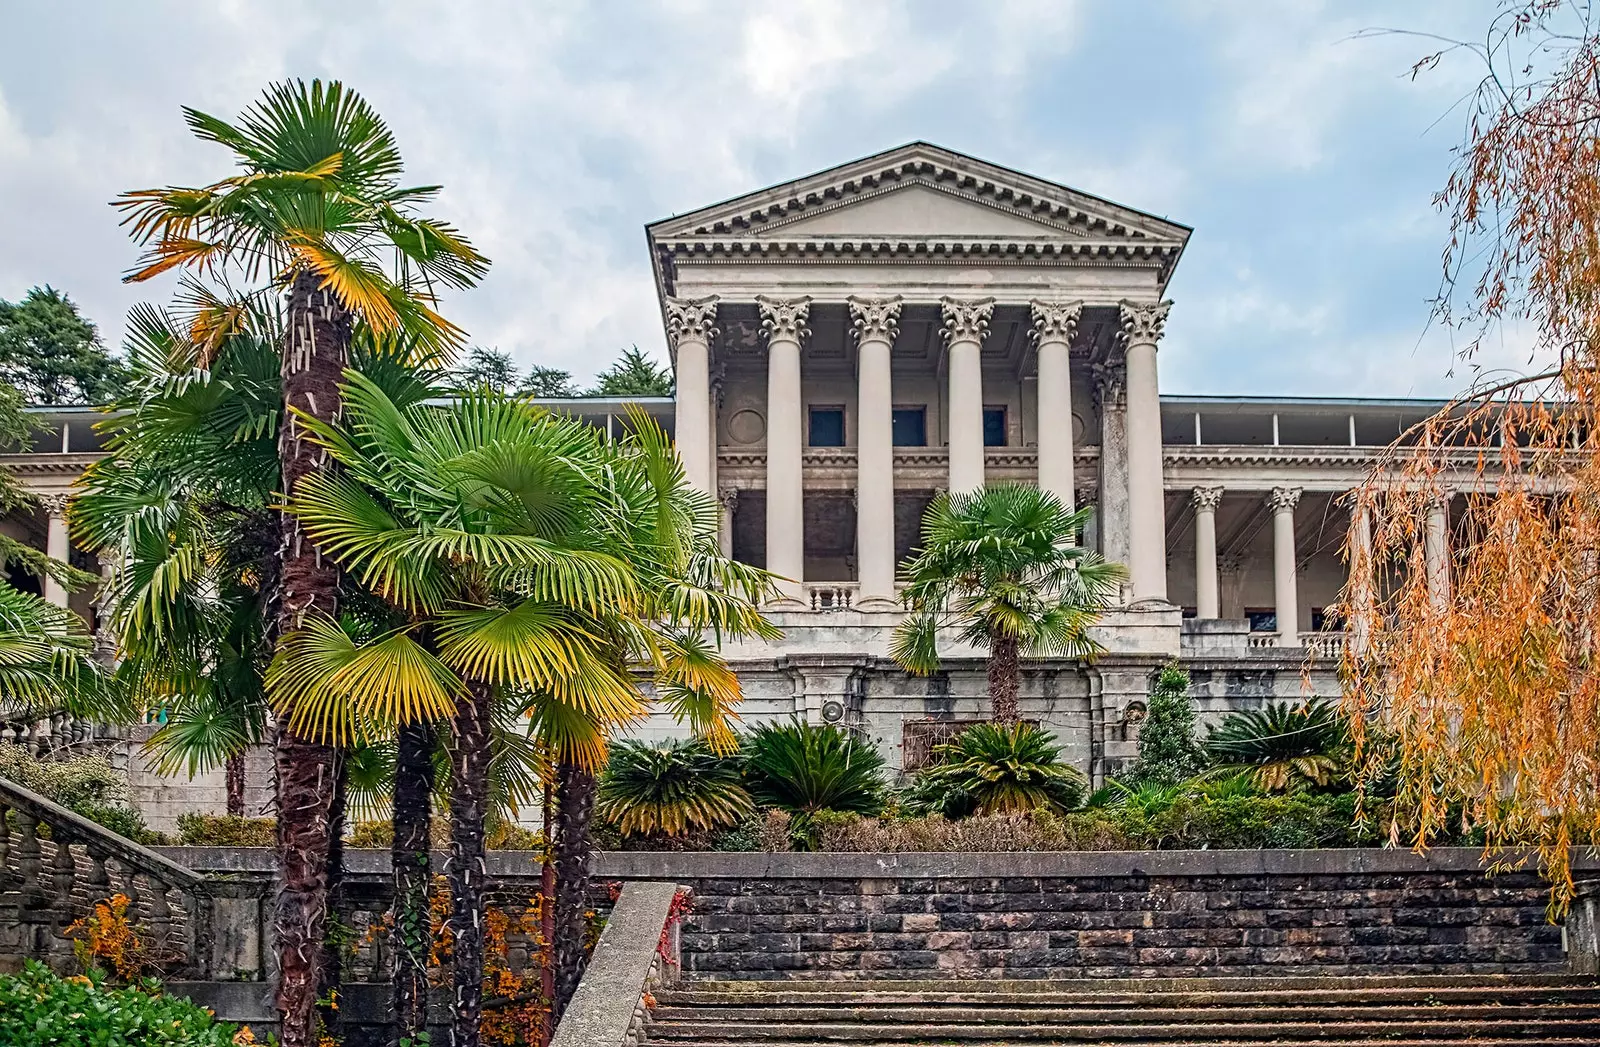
[654,1002,1600,1024]
[645,1022,1600,1044]
[652,1041,1600,1047]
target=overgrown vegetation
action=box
[0,745,161,843]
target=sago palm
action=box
[1205,699,1349,794]
[919,722,1087,816]
[271,377,775,1041]
[743,719,888,847]
[891,484,1124,723]
[116,78,489,1047]
[596,739,751,840]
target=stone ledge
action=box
[154,846,1596,880]
[551,880,682,1047]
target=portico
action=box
[651,142,1191,614]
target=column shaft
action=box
[1192,487,1223,619]
[665,296,719,494]
[850,296,901,609]
[1032,300,1081,511]
[1270,487,1302,646]
[759,296,811,606]
[942,297,993,495]
[42,495,70,608]
[1120,302,1172,601]
[1350,499,1374,654]
[1425,497,1450,610]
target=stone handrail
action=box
[550,880,686,1047]
[0,773,212,976]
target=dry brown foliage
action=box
[1343,1,1600,907]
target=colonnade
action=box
[667,294,1174,608]
[1186,485,1451,645]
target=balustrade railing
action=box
[0,773,211,976]
[805,582,859,611]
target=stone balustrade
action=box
[0,774,212,977]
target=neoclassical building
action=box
[5,143,1456,796]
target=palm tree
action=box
[116,79,489,1047]
[0,583,115,730]
[891,484,1124,723]
[270,379,774,1045]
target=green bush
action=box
[1125,662,1206,787]
[0,960,247,1046]
[743,720,888,847]
[176,814,275,848]
[1205,699,1349,793]
[0,744,164,843]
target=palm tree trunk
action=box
[988,632,1021,724]
[318,761,348,1042]
[447,681,493,1047]
[552,758,596,1020]
[225,752,246,817]
[273,268,350,1047]
[391,720,436,1046]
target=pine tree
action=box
[1126,661,1206,786]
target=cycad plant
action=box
[1204,699,1348,793]
[596,739,751,841]
[892,484,1124,723]
[912,722,1086,816]
[117,78,489,1047]
[743,720,888,843]
[272,377,775,1039]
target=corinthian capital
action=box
[664,295,720,348]
[1268,486,1302,514]
[39,493,69,517]
[848,295,902,344]
[940,296,995,344]
[756,295,812,343]
[1118,300,1173,346]
[1191,486,1224,513]
[1030,299,1083,344]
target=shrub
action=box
[176,814,275,847]
[0,960,248,1046]
[909,722,1087,816]
[1205,699,1349,792]
[815,809,1135,852]
[596,739,752,840]
[0,744,163,843]
[347,818,452,849]
[743,720,888,818]
[1125,661,1206,787]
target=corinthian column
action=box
[1119,300,1173,601]
[1269,486,1302,646]
[941,297,993,495]
[665,295,718,494]
[1031,300,1082,512]
[1191,486,1224,620]
[41,493,70,608]
[849,295,902,610]
[758,295,811,606]
[1425,495,1451,611]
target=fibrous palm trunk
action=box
[226,752,246,817]
[988,631,1021,724]
[391,720,436,1046]
[552,759,596,1020]
[318,763,348,1042]
[447,681,493,1047]
[273,269,350,1047]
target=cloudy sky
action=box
[0,1,1527,397]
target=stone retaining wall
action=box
[594,850,1578,981]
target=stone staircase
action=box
[645,976,1600,1045]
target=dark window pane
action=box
[892,408,926,447]
[983,407,1007,447]
[1246,609,1277,632]
[809,407,845,447]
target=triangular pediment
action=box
[647,142,1192,247]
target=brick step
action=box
[654,1002,1600,1024]
[644,1021,1600,1043]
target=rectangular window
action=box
[983,406,1008,447]
[1309,607,1335,632]
[892,407,927,447]
[808,406,845,448]
[1246,609,1277,633]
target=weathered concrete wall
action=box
[124,725,274,836]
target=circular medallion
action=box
[727,408,766,445]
